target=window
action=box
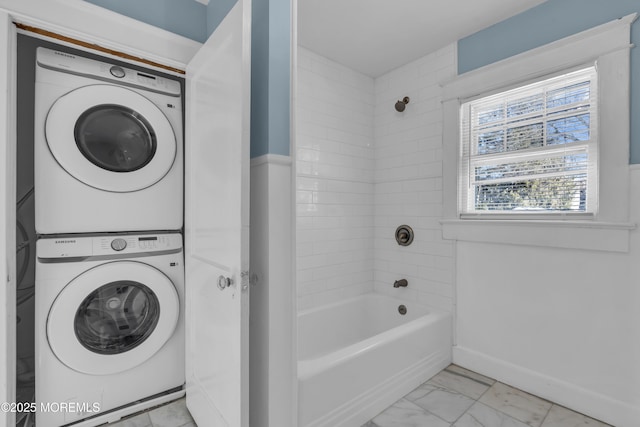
[440,14,635,252]
[459,67,597,217]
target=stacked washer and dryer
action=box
[33,48,186,427]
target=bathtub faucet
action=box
[393,279,408,288]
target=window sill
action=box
[440,219,636,252]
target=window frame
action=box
[441,13,636,252]
[459,66,598,218]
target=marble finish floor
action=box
[107,365,610,427]
[107,398,195,427]
[364,365,611,427]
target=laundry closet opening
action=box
[15,32,187,427]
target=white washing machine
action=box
[35,233,185,427]
[34,47,183,234]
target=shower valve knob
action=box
[217,275,233,290]
[395,225,414,246]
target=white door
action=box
[184,0,251,425]
[0,9,16,427]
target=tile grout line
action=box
[474,377,494,402]
[443,367,494,388]
[477,380,554,427]
[405,386,454,426]
[419,375,484,426]
[447,377,492,427]
[403,383,462,426]
[449,404,468,426]
[426,406,454,426]
[537,403,553,427]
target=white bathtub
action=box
[297,293,452,427]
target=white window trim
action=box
[441,13,637,252]
[459,66,598,216]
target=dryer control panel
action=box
[37,233,183,260]
[36,47,181,97]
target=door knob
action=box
[217,275,233,290]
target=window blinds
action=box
[459,67,598,216]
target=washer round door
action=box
[45,84,177,192]
[47,261,179,375]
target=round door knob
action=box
[217,275,233,290]
[111,238,127,251]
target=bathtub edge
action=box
[299,310,450,380]
[305,349,452,427]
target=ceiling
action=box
[297,0,548,77]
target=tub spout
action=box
[393,279,408,288]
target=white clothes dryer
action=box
[34,47,183,234]
[35,233,184,427]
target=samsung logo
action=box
[55,240,76,244]
[53,51,75,59]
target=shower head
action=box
[395,96,410,112]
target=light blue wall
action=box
[266,0,291,157]
[250,0,291,157]
[84,0,207,42]
[251,0,270,158]
[458,0,640,163]
[208,0,291,158]
[206,0,237,38]
[211,0,291,158]
[207,0,291,158]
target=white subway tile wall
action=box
[296,45,456,313]
[373,45,456,313]
[296,48,376,310]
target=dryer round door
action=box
[45,84,177,192]
[47,261,180,375]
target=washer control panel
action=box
[37,233,182,260]
[96,234,181,255]
[110,238,127,251]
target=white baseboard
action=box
[453,346,640,427]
